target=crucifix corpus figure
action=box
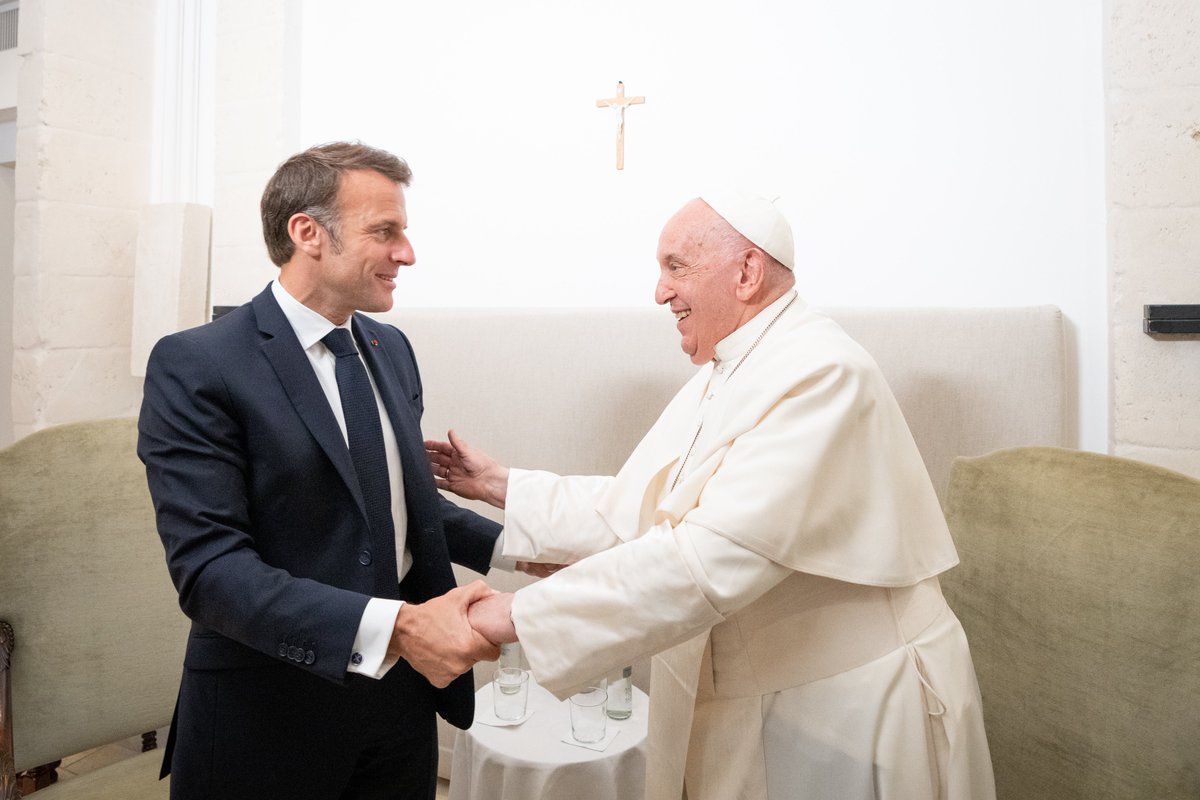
[596,81,645,170]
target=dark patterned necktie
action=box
[322,327,399,598]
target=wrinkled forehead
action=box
[656,200,724,262]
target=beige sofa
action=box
[0,304,1070,796]
[396,303,1072,774]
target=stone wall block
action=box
[45,274,136,350]
[1110,316,1200,448]
[20,126,149,208]
[14,126,40,203]
[16,0,46,56]
[1107,86,1200,208]
[1110,206,1200,296]
[13,273,136,350]
[31,51,151,141]
[14,346,142,429]
[14,200,140,278]
[16,51,48,129]
[10,349,40,427]
[12,201,38,275]
[11,274,41,349]
[1107,0,1200,88]
[38,0,154,78]
[1113,442,1200,480]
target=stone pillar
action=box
[11,0,155,439]
[1106,0,1200,478]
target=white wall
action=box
[289,0,1107,451]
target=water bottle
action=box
[606,665,633,720]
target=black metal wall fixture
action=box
[1143,305,1200,335]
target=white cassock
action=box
[504,290,996,800]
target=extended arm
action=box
[138,334,368,683]
[140,333,495,687]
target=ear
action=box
[288,212,324,258]
[734,248,768,302]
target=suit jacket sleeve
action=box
[139,332,369,684]
[438,494,502,574]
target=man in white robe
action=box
[429,194,996,800]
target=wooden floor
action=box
[28,733,450,798]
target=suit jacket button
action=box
[359,549,373,565]
[278,643,288,658]
[288,646,300,661]
[305,650,316,665]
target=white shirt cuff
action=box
[491,531,517,572]
[348,598,404,678]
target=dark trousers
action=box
[168,657,438,800]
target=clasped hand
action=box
[388,581,518,688]
[398,431,569,688]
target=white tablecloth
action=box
[449,677,648,800]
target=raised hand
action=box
[425,429,509,509]
[388,580,501,688]
[468,591,517,645]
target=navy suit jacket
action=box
[138,285,500,774]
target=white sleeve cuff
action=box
[348,598,404,679]
[490,531,517,572]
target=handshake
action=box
[393,430,566,688]
[387,581,517,689]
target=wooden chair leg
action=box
[1,621,17,800]
[17,760,60,792]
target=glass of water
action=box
[493,667,530,720]
[569,686,608,743]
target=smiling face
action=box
[285,168,415,324]
[654,200,749,364]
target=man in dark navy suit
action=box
[138,142,502,799]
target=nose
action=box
[393,236,415,267]
[654,274,674,306]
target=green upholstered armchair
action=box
[0,418,187,799]
[941,447,1200,800]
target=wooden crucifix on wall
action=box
[596,81,645,170]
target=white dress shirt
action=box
[271,280,408,678]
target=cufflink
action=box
[351,652,364,666]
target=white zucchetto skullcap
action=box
[699,192,795,270]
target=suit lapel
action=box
[353,316,450,582]
[252,289,369,521]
